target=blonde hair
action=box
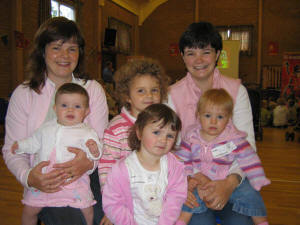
[196,88,233,117]
[114,57,170,110]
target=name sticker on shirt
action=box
[211,142,237,158]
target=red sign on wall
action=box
[169,43,179,56]
[14,31,29,48]
[268,41,279,56]
[281,52,300,97]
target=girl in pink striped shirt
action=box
[98,58,170,224]
[175,89,270,225]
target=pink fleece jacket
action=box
[2,77,109,188]
[102,152,187,225]
[175,121,270,191]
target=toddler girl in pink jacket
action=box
[102,103,187,225]
[175,89,270,225]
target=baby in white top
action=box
[11,83,102,225]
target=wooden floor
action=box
[257,128,300,225]
[0,127,299,225]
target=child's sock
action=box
[257,222,269,225]
[175,220,187,225]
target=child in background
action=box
[260,100,272,127]
[102,103,187,225]
[287,98,298,125]
[175,89,270,225]
[98,57,169,191]
[11,83,102,225]
[285,98,299,141]
[273,97,288,128]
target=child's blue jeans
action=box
[182,178,267,223]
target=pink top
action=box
[2,77,109,188]
[169,68,241,138]
[98,107,135,191]
[175,121,270,191]
[102,152,187,225]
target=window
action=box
[51,0,75,21]
[108,17,132,54]
[217,25,253,56]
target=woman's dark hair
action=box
[179,21,223,54]
[25,17,87,93]
[128,104,181,151]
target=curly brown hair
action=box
[114,57,170,110]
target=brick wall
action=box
[0,0,13,98]
[139,0,259,83]
[262,0,300,65]
[0,0,139,98]
[140,0,195,82]
[101,0,138,68]
[139,0,300,84]
[1,0,299,98]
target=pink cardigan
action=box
[176,122,270,191]
[102,152,187,225]
[2,77,109,188]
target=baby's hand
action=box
[85,139,99,158]
[187,177,199,192]
[11,142,19,154]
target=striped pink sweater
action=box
[174,121,270,191]
[98,107,135,191]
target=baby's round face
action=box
[54,93,89,126]
[198,104,230,141]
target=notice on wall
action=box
[217,40,240,79]
[281,52,300,98]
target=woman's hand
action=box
[201,174,240,210]
[193,172,212,201]
[53,147,94,185]
[99,215,113,225]
[194,172,211,186]
[27,161,66,193]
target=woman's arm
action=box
[2,86,33,187]
[229,85,256,181]
[232,85,256,151]
[2,86,66,191]
[85,80,109,138]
